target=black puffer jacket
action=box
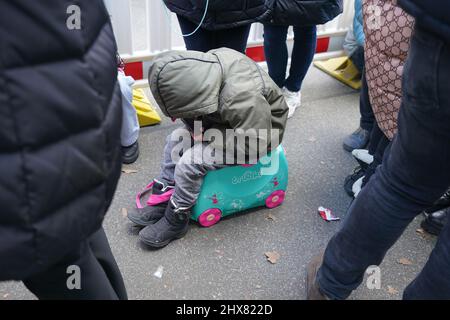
[0,0,122,280]
[163,0,274,30]
[264,0,343,26]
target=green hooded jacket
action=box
[148,48,288,162]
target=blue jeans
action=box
[117,71,139,147]
[317,25,450,299]
[263,24,317,92]
[177,15,250,53]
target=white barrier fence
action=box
[104,0,354,86]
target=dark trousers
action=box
[317,25,450,299]
[263,24,317,92]
[359,71,375,132]
[362,124,390,187]
[349,45,365,73]
[23,227,127,300]
[177,15,251,53]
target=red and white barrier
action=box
[123,30,347,88]
[105,0,354,88]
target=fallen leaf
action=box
[121,208,128,218]
[398,258,413,266]
[122,169,138,174]
[265,213,277,221]
[416,228,432,240]
[265,251,280,264]
[387,286,398,295]
[3,293,9,299]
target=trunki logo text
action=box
[232,170,262,185]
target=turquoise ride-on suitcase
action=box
[191,145,288,227]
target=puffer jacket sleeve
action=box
[0,0,122,281]
[263,0,343,26]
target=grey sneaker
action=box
[343,127,370,152]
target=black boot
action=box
[139,200,190,249]
[127,180,174,226]
[423,188,450,217]
[127,204,167,227]
[421,207,449,236]
[122,141,139,164]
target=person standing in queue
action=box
[0,0,127,299]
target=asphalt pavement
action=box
[0,66,437,300]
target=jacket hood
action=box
[148,50,222,119]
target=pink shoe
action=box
[136,179,175,209]
[129,180,175,227]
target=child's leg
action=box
[172,142,226,209]
[127,133,179,227]
[138,142,226,248]
[117,72,139,147]
[157,133,180,186]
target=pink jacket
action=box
[363,0,414,140]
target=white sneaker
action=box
[282,87,301,118]
[351,149,374,165]
[352,176,364,198]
